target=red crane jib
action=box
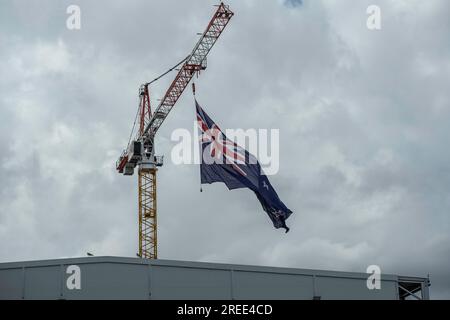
[142,3,234,138]
[116,3,233,173]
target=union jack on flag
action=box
[196,100,293,232]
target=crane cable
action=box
[126,55,191,148]
[145,55,190,86]
[126,100,141,149]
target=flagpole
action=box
[192,82,203,192]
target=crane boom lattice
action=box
[144,3,233,139]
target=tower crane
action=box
[116,3,234,259]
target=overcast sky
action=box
[0,0,449,298]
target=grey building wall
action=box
[0,256,429,300]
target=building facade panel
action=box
[0,257,429,300]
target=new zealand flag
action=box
[196,100,293,232]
